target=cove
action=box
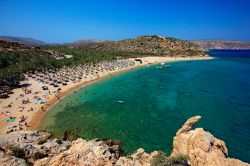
[40,51,250,163]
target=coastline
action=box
[1,115,249,166]
[0,56,213,135]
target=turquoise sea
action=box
[40,50,250,162]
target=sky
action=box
[0,0,250,43]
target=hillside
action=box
[0,36,46,46]
[0,35,205,95]
[0,40,31,51]
[191,40,250,50]
[82,35,205,57]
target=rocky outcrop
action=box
[0,131,51,148]
[34,138,120,166]
[0,151,27,166]
[0,131,70,165]
[0,116,249,166]
[34,139,159,166]
[0,130,158,166]
[171,116,249,166]
[116,148,159,166]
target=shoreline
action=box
[1,115,249,166]
[0,56,213,135]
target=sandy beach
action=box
[0,56,213,135]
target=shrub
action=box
[37,139,47,145]
[168,154,189,166]
[12,147,25,158]
[61,131,80,141]
[151,152,189,166]
[56,139,63,144]
[151,151,168,166]
[33,152,48,160]
[66,144,72,149]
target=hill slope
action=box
[191,40,250,50]
[0,36,46,46]
[83,35,204,57]
[0,40,31,51]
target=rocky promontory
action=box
[0,116,249,166]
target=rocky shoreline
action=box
[0,116,249,166]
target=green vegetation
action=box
[90,35,204,57]
[56,139,63,144]
[33,152,48,160]
[66,144,72,149]
[0,35,204,95]
[60,130,81,141]
[11,147,25,158]
[151,152,189,166]
[37,140,47,145]
[0,47,122,93]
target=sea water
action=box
[40,50,250,162]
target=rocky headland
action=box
[0,116,248,166]
[191,40,250,50]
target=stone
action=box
[171,116,249,166]
[34,138,117,166]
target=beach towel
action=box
[7,118,16,123]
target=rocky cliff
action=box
[171,116,249,166]
[0,116,249,166]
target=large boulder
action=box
[34,138,120,166]
[171,116,249,166]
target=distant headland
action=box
[191,40,250,50]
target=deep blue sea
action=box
[40,50,250,162]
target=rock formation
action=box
[171,116,249,166]
[0,116,249,166]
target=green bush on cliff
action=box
[60,130,80,141]
[33,152,48,159]
[151,151,189,166]
[12,147,25,158]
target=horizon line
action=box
[1,35,250,44]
